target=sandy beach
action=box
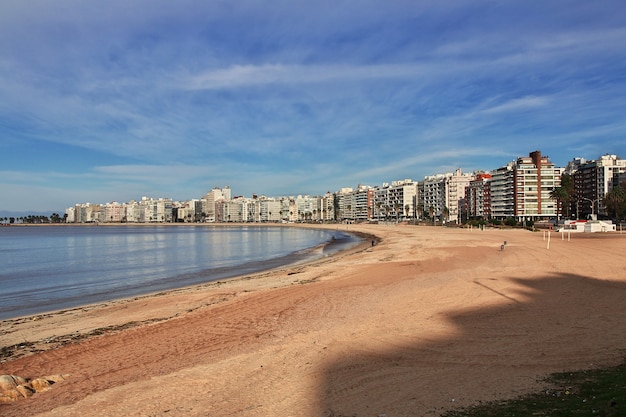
[2,223,626,417]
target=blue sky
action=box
[1,0,625,214]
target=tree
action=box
[405,204,411,220]
[551,173,575,219]
[549,187,569,221]
[604,181,626,220]
[393,203,400,222]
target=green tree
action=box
[604,181,626,220]
[550,187,569,221]
[551,174,575,219]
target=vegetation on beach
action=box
[443,359,626,417]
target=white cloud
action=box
[481,96,549,114]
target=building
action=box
[420,170,472,223]
[490,151,562,221]
[374,179,418,221]
[513,151,562,220]
[352,185,375,221]
[446,169,474,223]
[570,154,626,218]
[104,202,125,222]
[464,173,492,220]
[490,163,515,219]
[203,187,230,222]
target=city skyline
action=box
[2,149,622,220]
[1,1,625,213]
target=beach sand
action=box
[1,224,626,416]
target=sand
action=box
[1,223,626,417]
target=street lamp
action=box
[579,197,598,219]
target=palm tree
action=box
[550,187,569,221]
[443,206,450,224]
[604,181,626,220]
[429,206,435,224]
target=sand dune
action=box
[2,224,625,416]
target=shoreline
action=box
[1,224,375,361]
[2,224,626,416]
[0,223,373,322]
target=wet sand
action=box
[2,224,626,416]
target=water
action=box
[0,225,362,320]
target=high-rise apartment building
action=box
[490,163,515,219]
[464,173,492,220]
[374,179,417,221]
[569,154,626,218]
[491,151,562,221]
[420,170,472,223]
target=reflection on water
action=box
[0,226,361,320]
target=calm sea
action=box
[0,225,361,320]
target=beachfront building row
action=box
[65,191,337,224]
[565,154,626,218]
[417,151,624,223]
[65,150,624,224]
[460,151,626,222]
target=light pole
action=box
[580,197,598,219]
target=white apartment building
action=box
[335,188,353,221]
[139,197,173,222]
[72,203,102,223]
[421,174,449,221]
[341,185,374,221]
[104,202,125,222]
[490,163,515,219]
[203,186,230,222]
[222,199,245,222]
[64,206,76,223]
[374,179,417,221]
[447,169,474,223]
[295,195,315,222]
[258,198,282,222]
[420,170,474,223]
[312,192,335,222]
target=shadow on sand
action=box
[316,273,626,417]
